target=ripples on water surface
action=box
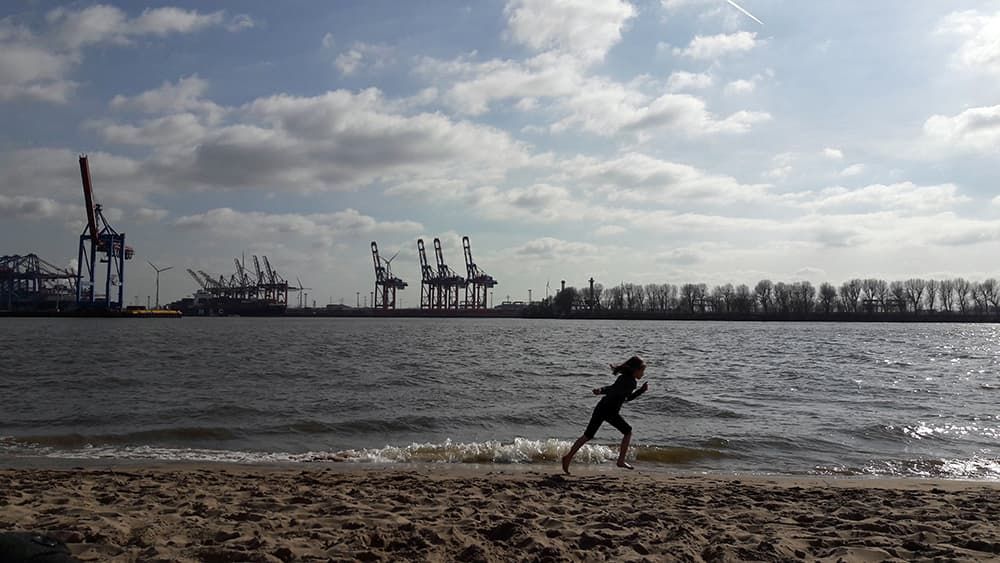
[1,318,999,479]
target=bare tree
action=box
[680,283,699,313]
[625,283,643,311]
[939,279,955,312]
[663,283,678,311]
[774,282,791,313]
[644,283,660,312]
[903,278,926,314]
[819,282,837,314]
[754,279,774,313]
[954,278,970,313]
[602,284,625,310]
[889,280,907,313]
[873,279,889,311]
[734,284,753,313]
[982,278,999,314]
[839,278,862,312]
[924,279,939,312]
[862,278,880,312]
[719,283,735,312]
[971,281,987,313]
[789,281,815,313]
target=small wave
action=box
[643,396,744,419]
[322,438,576,464]
[634,445,728,464]
[816,456,1000,480]
[320,440,729,466]
[4,427,240,448]
[857,422,997,443]
[0,436,727,467]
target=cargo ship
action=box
[168,290,286,317]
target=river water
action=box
[1,318,998,479]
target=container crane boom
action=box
[187,268,208,289]
[78,156,99,243]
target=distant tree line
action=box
[529,278,1000,320]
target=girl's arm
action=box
[627,382,648,401]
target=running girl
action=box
[562,356,648,474]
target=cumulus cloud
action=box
[466,184,597,223]
[550,86,770,136]
[923,104,1000,154]
[724,78,755,95]
[415,52,585,115]
[673,31,758,60]
[556,152,771,205]
[839,163,865,177]
[656,247,704,265]
[414,5,767,137]
[133,207,170,223]
[0,148,153,207]
[335,42,395,75]
[0,23,75,102]
[47,5,224,49]
[764,152,794,180]
[793,182,969,214]
[0,194,81,222]
[595,225,626,236]
[174,208,422,242]
[89,113,208,147]
[0,5,236,104]
[109,75,224,122]
[226,14,255,32]
[666,71,713,92]
[823,148,844,160]
[90,87,533,194]
[511,237,600,261]
[937,10,1000,76]
[504,0,636,63]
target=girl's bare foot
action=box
[616,461,634,470]
[562,455,571,474]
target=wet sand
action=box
[1,463,999,562]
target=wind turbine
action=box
[295,276,312,308]
[147,261,173,308]
[726,0,763,25]
[381,250,401,276]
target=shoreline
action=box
[3,461,999,562]
[5,453,1000,484]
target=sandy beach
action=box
[1,464,998,562]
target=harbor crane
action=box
[462,236,497,309]
[433,238,465,309]
[417,238,439,308]
[1,254,76,312]
[75,155,134,310]
[371,241,407,309]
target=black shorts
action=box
[584,405,632,438]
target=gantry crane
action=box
[433,238,465,309]
[371,241,407,309]
[75,155,134,310]
[417,238,439,308]
[462,236,497,309]
[1,254,76,312]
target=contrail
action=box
[726,0,764,25]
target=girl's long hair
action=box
[612,355,645,377]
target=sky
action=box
[2,0,999,307]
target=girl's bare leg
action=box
[616,432,633,469]
[562,435,590,474]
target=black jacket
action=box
[596,374,645,412]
